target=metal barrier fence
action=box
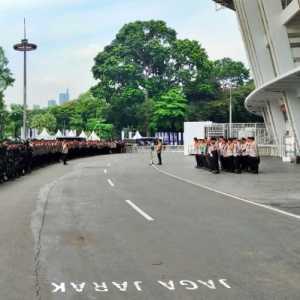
[205,123,273,145]
[125,145,184,153]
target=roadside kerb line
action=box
[107,179,115,187]
[125,200,155,222]
[152,165,300,221]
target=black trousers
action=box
[248,156,259,173]
[204,155,210,169]
[211,151,219,172]
[220,155,225,170]
[233,156,241,173]
[62,153,68,165]
[199,154,205,168]
[241,156,249,171]
[224,156,234,172]
[157,152,162,165]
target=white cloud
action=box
[74,43,104,60]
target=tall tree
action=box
[92,20,213,132]
[150,88,187,132]
[198,81,262,123]
[31,112,57,132]
[214,57,250,87]
[7,104,23,138]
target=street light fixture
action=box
[13,19,37,140]
[221,80,234,138]
[229,82,232,138]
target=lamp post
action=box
[13,19,37,140]
[222,80,233,138]
[229,83,232,138]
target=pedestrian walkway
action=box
[152,152,300,216]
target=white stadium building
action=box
[213,0,300,159]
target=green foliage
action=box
[0,47,14,139]
[6,104,23,138]
[136,96,155,136]
[231,81,262,122]
[31,112,57,133]
[194,81,262,123]
[87,119,114,140]
[104,86,144,131]
[214,57,250,86]
[92,20,214,132]
[49,91,109,132]
[0,47,14,93]
[151,88,187,131]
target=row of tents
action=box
[35,129,144,141]
[36,129,101,141]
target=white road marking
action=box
[125,200,155,222]
[104,169,107,174]
[152,165,300,221]
[107,179,115,187]
[51,279,231,293]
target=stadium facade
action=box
[214,0,300,158]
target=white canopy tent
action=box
[88,131,100,141]
[133,130,143,139]
[36,128,54,140]
[79,131,88,139]
[55,130,63,139]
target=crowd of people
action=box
[192,137,260,174]
[0,139,125,183]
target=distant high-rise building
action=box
[59,89,70,105]
[48,99,56,107]
[66,88,70,101]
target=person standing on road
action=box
[218,137,226,171]
[61,141,69,165]
[241,138,249,171]
[208,138,220,174]
[193,137,200,168]
[224,139,234,172]
[248,137,260,174]
[233,138,242,174]
[156,139,163,165]
[150,141,155,165]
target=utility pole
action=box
[13,19,37,140]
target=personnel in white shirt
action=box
[218,137,226,171]
[224,139,234,172]
[233,138,242,173]
[241,138,249,171]
[193,137,201,168]
[247,137,260,174]
[208,138,219,174]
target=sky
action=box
[0,0,248,108]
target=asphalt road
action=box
[0,153,300,300]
